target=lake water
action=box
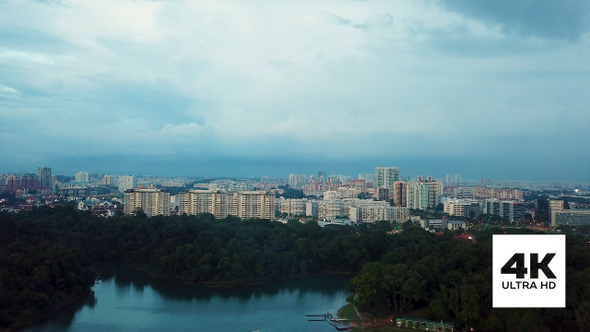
[24,263,351,332]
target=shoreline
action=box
[116,261,356,288]
[6,290,94,332]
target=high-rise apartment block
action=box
[118,175,136,193]
[178,190,231,219]
[38,166,52,188]
[483,199,525,222]
[288,174,307,189]
[103,175,114,185]
[178,190,276,221]
[75,171,89,183]
[374,167,400,190]
[124,188,171,216]
[393,181,407,206]
[407,177,442,210]
[447,174,462,184]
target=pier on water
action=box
[307,312,351,331]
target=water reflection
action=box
[96,261,351,302]
[24,262,351,332]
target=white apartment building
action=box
[178,190,276,221]
[374,167,400,190]
[75,171,89,183]
[443,199,481,217]
[178,190,230,219]
[278,198,307,216]
[118,175,136,193]
[231,191,276,220]
[311,198,409,224]
[103,175,114,185]
[124,188,171,216]
[407,179,442,210]
[288,174,307,189]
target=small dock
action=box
[307,312,351,331]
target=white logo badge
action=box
[493,234,565,308]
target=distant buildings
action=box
[483,199,525,222]
[303,198,409,224]
[124,187,171,216]
[103,175,114,185]
[445,174,462,184]
[38,167,52,188]
[555,210,590,226]
[75,171,89,183]
[407,177,442,210]
[374,167,400,191]
[444,199,480,218]
[393,181,407,206]
[118,175,136,193]
[178,190,276,221]
[288,174,307,189]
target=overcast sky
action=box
[1,0,589,180]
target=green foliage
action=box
[280,188,306,199]
[0,210,97,329]
[349,224,590,331]
[2,206,589,331]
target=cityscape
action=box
[2,166,589,228]
[2,0,590,331]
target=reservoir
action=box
[24,263,351,332]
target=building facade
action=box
[124,188,171,216]
[118,175,136,193]
[374,167,400,191]
[38,166,52,188]
[178,190,276,221]
[483,199,525,222]
[393,181,407,206]
[555,210,590,226]
[75,171,89,183]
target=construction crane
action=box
[483,215,493,230]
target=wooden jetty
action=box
[307,312,351,331]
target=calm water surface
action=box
[24,263,351,332]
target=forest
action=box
[1,205,589,331]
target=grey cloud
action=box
[402,20,575,58]
[437,0,590,41]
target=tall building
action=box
[549,200,565,227]
[445,174,453,184]
[38,166,52,188]
[407,177,442,210]
[288,174,306,189]
[178,190,230,219]
[118,175,136,193]
[7,174,19,192]
[179,190,276,221]
[454,174,462,184]
[75,171,89,183]
[393,181,407,206]
[374,167,400,190]
[124,188,171,216]
[230,191,276,220]
[484,199,525,222]
[103,175,114,185]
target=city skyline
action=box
[1,0,589,181]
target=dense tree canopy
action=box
[350,226,590,332]
[1,205,589,331]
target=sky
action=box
[1,0,589,181]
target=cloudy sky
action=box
[1,0,589,180]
